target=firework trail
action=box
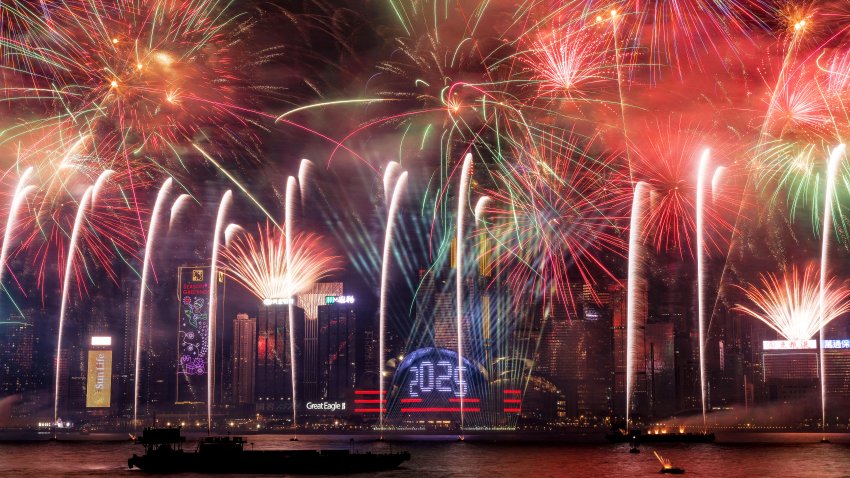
[626,181,648,429]
[819,144,844,435]
[0,168,35,292]
[54,175,102,426]
[133,178,172,427]
[207,190,232,431]
[456,153,472,434]
[696,149,709,428]
[379,165,408,433]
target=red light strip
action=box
[354,399,386,404]
[503,389,521,394]
[503,399,521,403]
[354,390,386,395]
[400,398,423,403]
[503,408,522,413]
[353,408,384,413]
[449,398,479,403]
[400,407,480,413]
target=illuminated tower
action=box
[317,300,357,403]
[232,313,256,406]
[297,282,343,403]
[255,304,304,415]
[175,266,225,406]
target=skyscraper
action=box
[256,304,304,414]
[316,301,356,403]
[297,282,343,403]
[0,315,36,395]
[232,313,256,406]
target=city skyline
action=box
[2,0,850,441]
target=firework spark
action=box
[218,222,340,303]
[735,264,850,342]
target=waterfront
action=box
[1,434,850,477]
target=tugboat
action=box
[128,427,411,474]
[654,451,685,474]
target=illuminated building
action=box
[232,313,256,406]
[316,300,356,405]
[175,266,226,406]
[297,282,343,403]
[255,304,304,414]
[86,336,113,409]
[609,279,648,418]
[0,315,36,394]
[645,320,675,417]
[761,340,819,415]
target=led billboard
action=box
[86,350,112,408]
[177,267,210,403]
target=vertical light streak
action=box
[456,153,472,434]
[298,159,313,212]
[820,144,845,435]
[626,181,647,429]
[711,167,726,203]
[383,162,401,209]
[133,178,172,427]
[474,196,490,222]
[285,176,299,434]
[169,194,192,230]
[379,169,407,433]
[696,149,710,429]
[0,167,34,288]
[208,190,232,432]
[53,184,95,428]
[91,170,115,208]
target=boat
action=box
[654,451,685,474]
[128,427,411,474]
[605,428,714,444]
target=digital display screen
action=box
[86,350,112,408]
[385,347,485,417]
[177,267,210,402]
[823,339,850,349]
[407,359,467,398]
[763,340,816,350]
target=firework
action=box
[218,222,340,303]
[480,133,625,309]
[734,264,850,341]
[629,117,739,258]
[0,0,277,185]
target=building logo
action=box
[86,350,112,408]
[325,295,355,305]
[306,401,346,412]
[192,269,204,282]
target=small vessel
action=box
[654,451,685,474]
[128,427,410,474]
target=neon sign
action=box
[263,297,294,306]
[325,295,355,304]
[408,360,468,398]
[763,340,816,350]
[822,339,850,349]
[763,339,850,350]
[90,336,111,347]
[306,401,347,412]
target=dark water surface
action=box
[1,433,850,477]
